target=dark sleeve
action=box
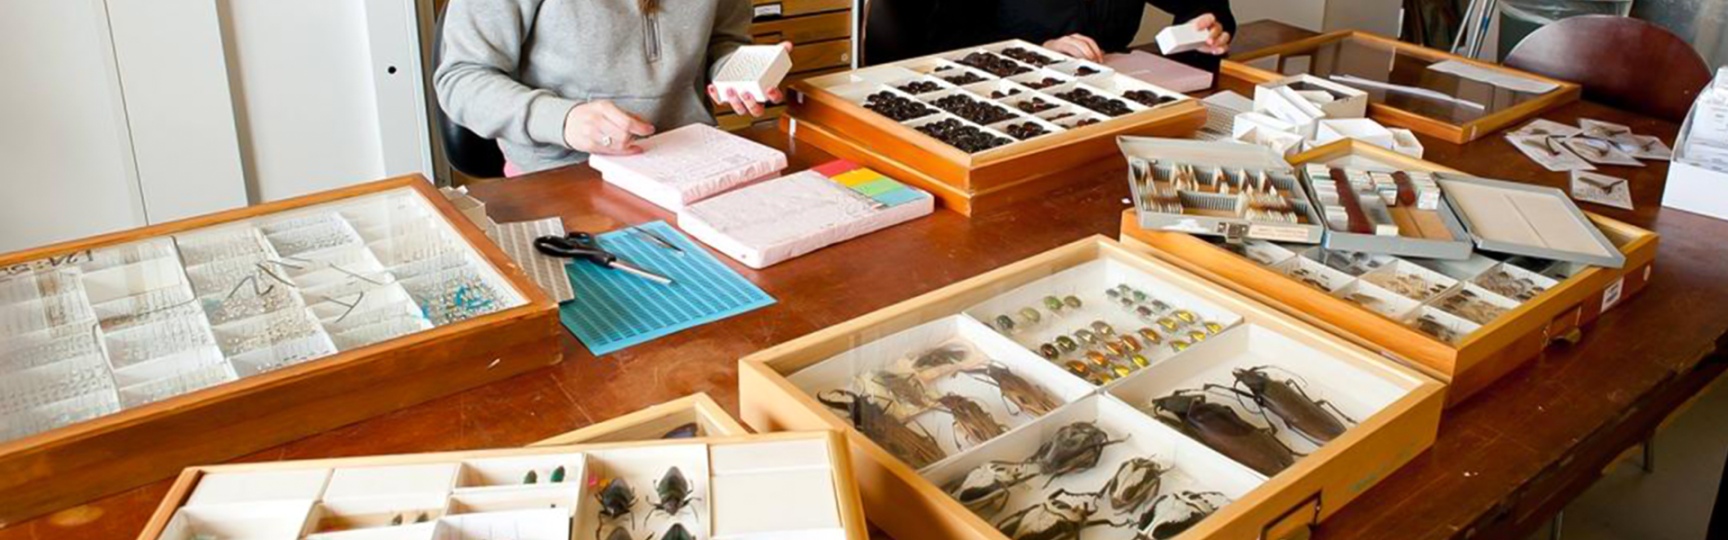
[1148,0,1235,34]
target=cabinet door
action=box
[0,0,147,253]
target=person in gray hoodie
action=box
[436,0,787,175]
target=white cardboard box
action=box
[1390,128,1425,158]
[1315,118,1397,149]
[1155,22,1212,55]
[1257,74,1368,119]
[713,45,793,103]
[1662,160,1728,219]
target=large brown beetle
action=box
[934,393,1009,448]
[1204,366,1354,445]
[1133,490,1231,540]
[944,460,1040,514]
[1022,422,1128,486]
[1149,391,1297,476]
[819,390,945,468]
[995,488,1131,540]
[964,362,1062,417]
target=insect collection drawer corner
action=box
[137,432,868,540]
[0,176,561,526]
[1117,141,1658,405]
[739,237,1443,540]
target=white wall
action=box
[0,0,147,252]
[1231,0,1403,36]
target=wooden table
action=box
[5,21,1724,540]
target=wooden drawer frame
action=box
[134,431,869,540]
[1118,141,1658,405]
[532,393,750,447]
[0,176,562,526]
[739,237,1444,540]
[1222,30,1582,144]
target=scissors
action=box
[533,232,674,286]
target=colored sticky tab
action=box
[831,169,884,187]
[872,187,929,207]
[811,159,860,177]
[851,178,904,197]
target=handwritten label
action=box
[1,250,93,279]
[1601,276,1625,311]
[1248,224,1313,243]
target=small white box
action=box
[1390,127,1425,158]
[1154,22,1212,55]
[1257,74,1368,119]
[1315,118,1397,149]
[713,45,793,102]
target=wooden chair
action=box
[1504,15,1709,122]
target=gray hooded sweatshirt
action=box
[435,0,752,174]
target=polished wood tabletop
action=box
[5,20,1724,540]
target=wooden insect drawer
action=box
[1222,30,1581,144]
[134,431,869,540]
[532,393,752,447]
[739,237,1443,540]
[0,176,562,526]
[1119,141,1658,406]
[783,40,1207,216]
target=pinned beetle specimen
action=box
[819,390,945,468]
[965,362,1062,417]
[603,527,638,540]
[1150,391,1297,476]
[648,466,702,522]
[944,460,1040,514]
[934,394,1009,448]
[1205,366,1354,445]
[1134,491,1231,540]
[1022,422,1128,485]
[661,422,699,439]
[593,477,638,537]
[901,342,989,381]
[858,369,935,419]
[661,523,696,540]
[996,488,1130,540]
[1101,457,1168,513]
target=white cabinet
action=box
[0,0,433,253]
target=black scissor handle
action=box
[533,232,616,266]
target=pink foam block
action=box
[589,124,788,211]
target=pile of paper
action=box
[1663,67,1728,218]
[590,124,788,211]
[1506,118,1671,173]
[678,161,934,269]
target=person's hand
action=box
[1188,13,1232,55]
[1043,34,1104,63]
[563,100,655,155]
[708,42,794,118]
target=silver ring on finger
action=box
[600,135,614,147]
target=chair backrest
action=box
[860,0,989,66]
[433,5,506,178]
[1504,15,1709,122]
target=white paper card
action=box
[1506,134,1595,171]
[1570,171,1634,210]
[1428,60,1559,94]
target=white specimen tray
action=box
[1436,173,1627,268]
